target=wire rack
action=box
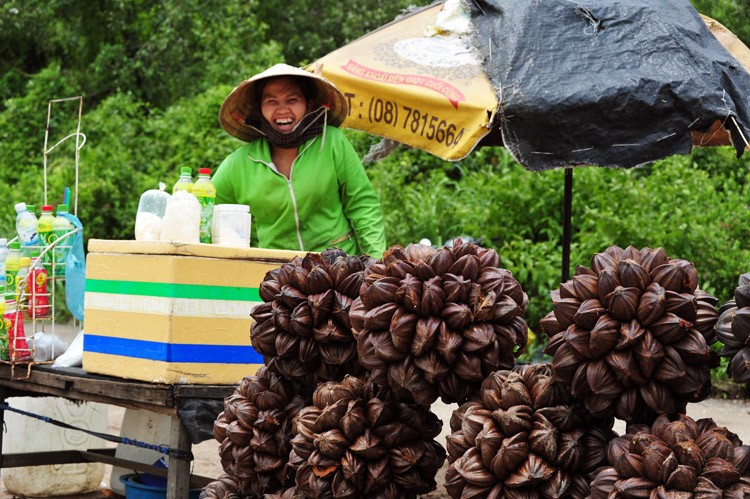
[3,96,86,378]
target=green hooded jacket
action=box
[213,126,386,258]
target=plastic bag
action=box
[52,330,84,368]
[61,212,85,322]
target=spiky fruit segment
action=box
[352,239,529,406]
[199,474,243,499]
[717,272,750,384]
[212,366,311,498]
[445,364,616,498]
[250,248,374,387]
[290,375,446,499]
[589,413,750,498]
[542,245,720,424]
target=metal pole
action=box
[562,168,573,283]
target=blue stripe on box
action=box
[84,334,264,364]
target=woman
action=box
[214,64,386,259]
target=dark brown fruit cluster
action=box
[287,375,446,498]
[207,367,310,498]
[445,363,615,498]
[199,474,243,499]
[717,272,750,383]
[250,248,374,387]
[589,414,750,498]
[350,240,529,405]
[542,245,719,424]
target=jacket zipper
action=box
[248,139,316,252]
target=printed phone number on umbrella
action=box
[358,96,466,147]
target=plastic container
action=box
[29,256,50,319]
[135,183,171,242]
[4,242,21,301]
[4,299,29,360]
[50,204,75,276]
[15,202,41,251]
[37,204,55,266]
[1,398,108,496]
[173,166,194,194]
[109,409,173,496]
[193,168,216,244]
[119,474,201,499]
[16,256,30,305]
[212,204,251,247]
[160,191,201,243]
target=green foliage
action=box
[256,0,432,66]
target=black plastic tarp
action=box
[469,0,750,170]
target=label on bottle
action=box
[38,225,53,265]
[197,197,215,243]
[30,268,50,319]
[5,269,18,300]
[4,307,29,360]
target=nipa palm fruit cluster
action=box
[589,413,750,497]
[716,272,750,383]
[445,363,615,498]
[250,248,374,387]
[202,367,310,498]
[541,245,720,423]
[287,374,446,498]
[349,239,529,406]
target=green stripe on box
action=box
[85,278,261,302]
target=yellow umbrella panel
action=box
[309,3,498,161]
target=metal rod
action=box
[562,168,573,283]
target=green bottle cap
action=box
[180,167,192,174]
[57,204,69,212]
[9,241,20,250]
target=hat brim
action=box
[219,63,349,142]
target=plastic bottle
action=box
[16,257,30,306]
[173,166,194,194]
[193,168,216,243]
[29,256,50,319]
[37,205,55,266]
[0,238,7,296]
[4,242,21,301]
[50,204,75,276]
[4,299,29,360]
[15,202,41,253]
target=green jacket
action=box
[213,126,386,258]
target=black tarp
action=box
[470,0,750,170]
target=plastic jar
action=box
[212,204,251,247]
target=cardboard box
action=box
[83,239,304,384]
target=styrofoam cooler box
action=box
[83,240,302,384]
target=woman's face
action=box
[260,77,310,134]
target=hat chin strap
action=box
[260,106,328,149]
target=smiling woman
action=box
[213,64,386,259]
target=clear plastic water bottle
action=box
[193,168,216,243]
[15,202,41,253]
[50,204,75,276]
[37,205,55,266]
[173,166,194,194]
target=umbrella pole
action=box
[562,168,573,283]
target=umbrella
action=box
[308,0,750,279]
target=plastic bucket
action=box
[119,473,201,499]
[109,409,172,496]
[1,397,107,496]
